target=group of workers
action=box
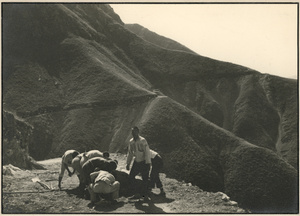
[58,126,165,204]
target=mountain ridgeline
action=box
[2,4,298,213]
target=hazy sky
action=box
[111,3,298,79]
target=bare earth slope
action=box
[126,23,298,169]
[2,3,298,213]
[139,96,298,212]
[125,23,196,54]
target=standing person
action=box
[149,149,165,196]
[88,168,120,205]
[126,126,151,201]
[58,150,80,190]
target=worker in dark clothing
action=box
[81,157,118,186]
[103,151,111,160]
[149,149,165,196]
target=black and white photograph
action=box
[2,1,299,214]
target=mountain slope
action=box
[125,23,196,54]
[2,3,298,213]
[122,22,298,168]
[138,96,297,212]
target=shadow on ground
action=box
[132,193,175,213]
[150,193,174,204]
[134,200,169,213]
[87,201,125,212]
[65,187,84,198]
[134,201,166,213]
[62,171,175,213]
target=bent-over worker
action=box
[82,157,118,186]
[58,150,80,190]
[88,168,120,204]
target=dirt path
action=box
[17,94,157,118]
[2,154,247,213]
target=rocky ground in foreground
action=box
[2,153,248,214]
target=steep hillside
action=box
[3,3,156,158]
[2,3,298,213]
[125,23,196,54]
[123,21,298,169]
[139,96,297,212]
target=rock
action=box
[217,192,230,201]
[222,194,230,201]
[7,164,22,171]
[229,201,238,206]
[3,167,14,176]
[237,208,244,213]
[3,164,22,175]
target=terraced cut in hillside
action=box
[2,3,298,213]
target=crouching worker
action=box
[82,157,118,187]
[58,150,80,190]
[71,150,105,190]
[88,168,120,205]
[79,150,104,167]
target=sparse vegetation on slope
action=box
[126,23,196,54]
[233,74,280,150]
[222,144,297,213]
[137,96,298,212]
[259,75,298,168]
[2,3,298,213]
[125,19,297,171]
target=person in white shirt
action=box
[126,126,151,201]
[149,149,165,196]
[58,150,79,190]
[88,169,120,204]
